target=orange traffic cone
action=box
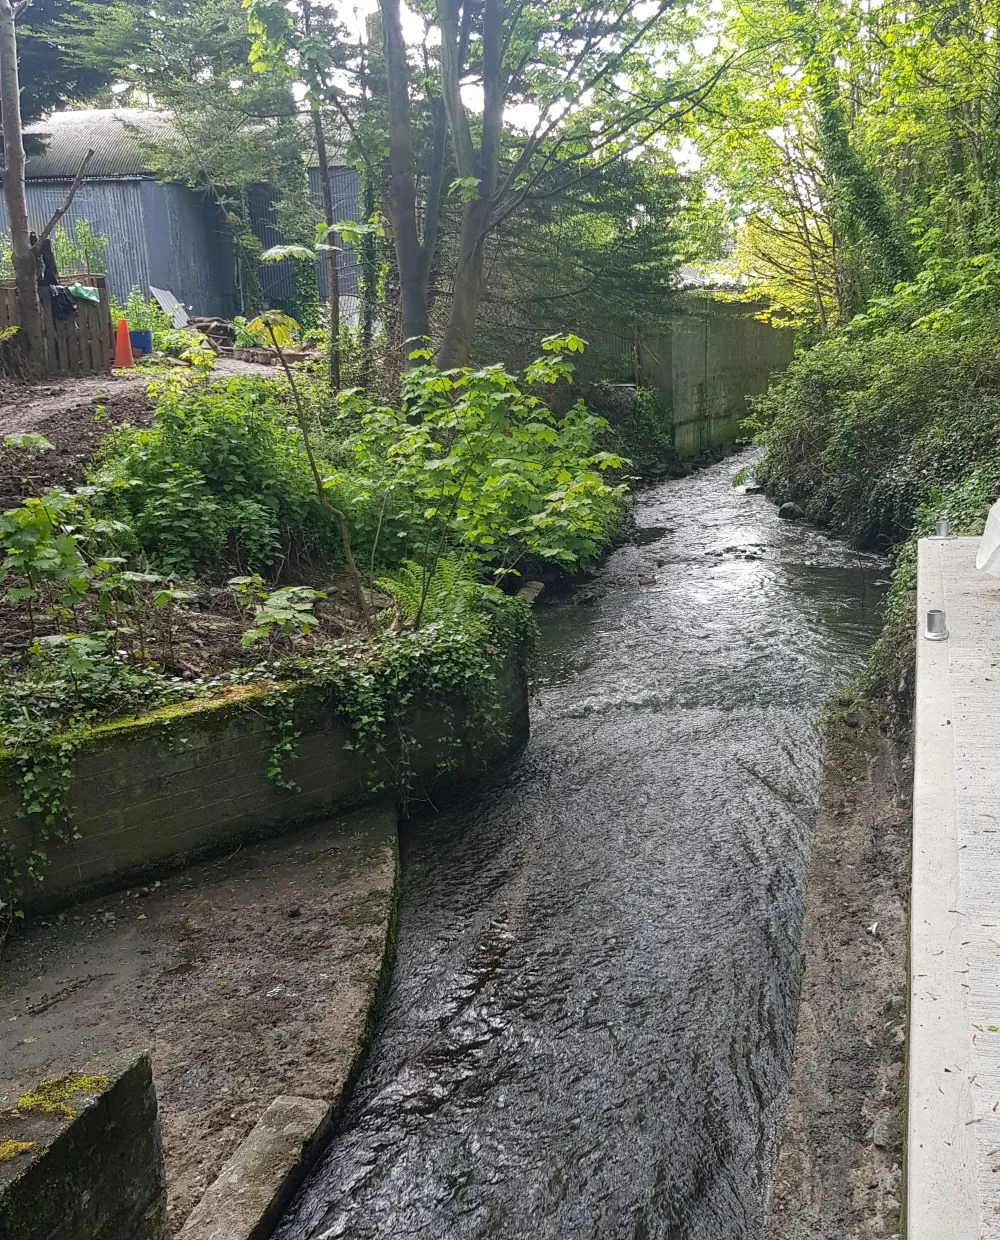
[114,317,134,369]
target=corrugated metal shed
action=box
[6,109,362,320]
[24,109,175,179]
[247,168,363,318]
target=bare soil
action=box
[767,705,911,1240]
[0,374,154,510]
[0,809,398,1236]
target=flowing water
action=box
[277,455,887,1240]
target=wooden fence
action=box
[0,274,113,377]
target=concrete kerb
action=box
[177,816,400,1240]
[909,536,1000,1240]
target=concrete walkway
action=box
[911,536,1000,1239]
[0,808,398,1236]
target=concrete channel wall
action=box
[0,1054,165,1240]
[910,536,1000,1239]
[2,650,529,914]
[641,298,795,458]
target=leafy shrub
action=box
[750,326,1000,548]
[110,286,173,335]
[91,375,335,576]
[588,382,681,482]
[326,336,629,581]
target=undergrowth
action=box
[0,335,617,936]
[749,258,1000,702]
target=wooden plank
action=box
[81,305,97,375]
[68,313,84,377]
[46,292,69,376]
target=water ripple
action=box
[277,453,885,1240]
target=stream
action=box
[276,454,887,1240]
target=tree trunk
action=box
[311,108,341,391]
[379,0,431,361]
[0,0,45,376]
[359,168,377,383]
[437,198,490,368]
[435,0,502,368]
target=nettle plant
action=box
[229,575,324,648]
[329,334,628,603]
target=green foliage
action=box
[51,219,109,276]
[751,272,1000,698]
[241,585,323,646]
[588,383,681,483]
[4,433,55,453]
[110,287,173,335]
[91,375,334,575]
[751,324,1000,548]
[0,492,93,636]
[328,339,628,581]
[376,554,504,624]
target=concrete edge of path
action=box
[908,538,981,1240]
[177,811,401,1240]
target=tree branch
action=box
[34,148,95,247]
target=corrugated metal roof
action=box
[24,109,176,180]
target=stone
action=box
[872,1114,894,1149]
[0,1053,165,1240]
[177,1096,333,1240]
[778,502,805,521]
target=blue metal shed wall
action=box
[309,166,362,302]
[0,179,236,316]
[139,181,236,318]
[0,179,150,304]
[246,183,294,308]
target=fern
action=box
[377,553,501,624]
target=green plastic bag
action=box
[68,283,101,304]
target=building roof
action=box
[24,109,176,180]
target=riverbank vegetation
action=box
[0,338,626,928]
[693,0,1000,703]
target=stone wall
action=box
[2,649,529,914]
[0,1054,165,1240]
[642,297,794,459]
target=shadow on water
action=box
[276,453,888,1240]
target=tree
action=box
[0,0,94,376]
[420,0,727,366]
[475,156,691,368]
[3,0,120,148]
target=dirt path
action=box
[767,706,910,1240]
[0,809,398,1236]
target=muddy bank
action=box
[767,706,910,1240]
[0,808,398,1235]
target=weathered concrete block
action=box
[0,1053,165,1240]
[3,644,529,913]
[177,1096,332,1240]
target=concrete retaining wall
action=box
[642,297,794,459]
[909,536,1000,1239]
[2,649,529,913]
[0,1054,165,1240]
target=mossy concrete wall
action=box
[3,650,529,914]
[0,1054,165,1240]
[642,297,794,459]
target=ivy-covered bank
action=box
[0,598,535,921]
[747,255,1000,704]
[0,334,625,937]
